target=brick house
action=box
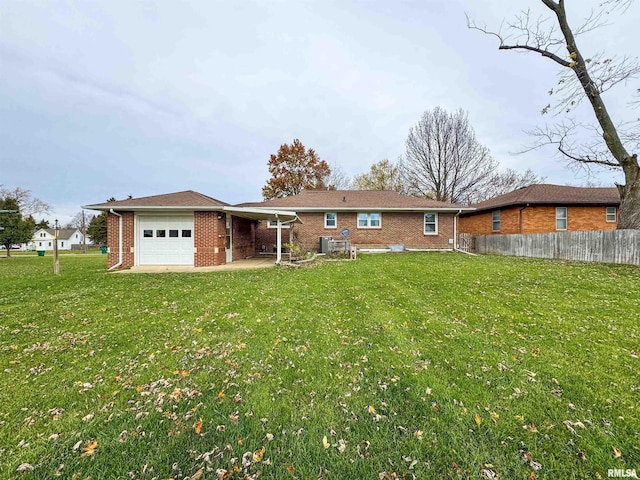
[85,189,472,270]
[84,191,297,270]
[242,190,472,253]
[459,184,620,235]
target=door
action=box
[138,215,194,265]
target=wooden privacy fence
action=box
[469,229,640,266]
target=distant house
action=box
[84,190,473,270]
[243,190,473,253]
[459,184,620,235]
[28,228,86,251]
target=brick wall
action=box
[255,211,456,253]
[194,211,226,267]
[107,211,135,269]
[460,205,618,234]
[255,222,292,254]
[231,217,256,261]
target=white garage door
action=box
[138,215,194,265]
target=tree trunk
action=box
[617,157,640,229]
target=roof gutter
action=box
[107,209,123,271]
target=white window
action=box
[606,207,617,223]
[324,212,337,229]
[556,207,568,231]
[424,213,438,235]
[266,220,291,229]
[357,212,381,228]
[492,210,501,232]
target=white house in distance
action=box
[26,228,86,251]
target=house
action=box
[243,190,472,253]
[459,184,620,235]
[83,190,298,270]
[84,189,472,270]
[28,228,86,251]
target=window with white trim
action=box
[324,212,337,228]
[266,220,291,229]
[556,207,568,230]
[492,210,501,232]
[606,207,617,223]
[424,213,438,235]
[357,212,381,228]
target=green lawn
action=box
[1,253,638,479]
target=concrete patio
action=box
[116,256,277,273]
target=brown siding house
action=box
[459,184,620,235]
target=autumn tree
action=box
[262,139,331,199]
[0,197,33,257]
[353,159,405,192]
[403,107,498,204]
[469,0,640,228]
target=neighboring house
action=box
[84,190,472,270]
[28,228,86,251]
[243,190,472,253]
[459,184,620,235]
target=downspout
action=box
[453,209,461,250]
[108,209,123,271]
[518,204,529,234]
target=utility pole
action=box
[53,219,60,275]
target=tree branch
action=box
[498,44,571,67]
[557,145,619,167]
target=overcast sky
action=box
[1,0,637,224]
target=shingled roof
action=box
[467,184,620,214]
[240,190,472,211]
[84,190,229,210]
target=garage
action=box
[137,215,194,265]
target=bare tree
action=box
[468,0,640,228]
[326,163,352,190]
[0,186,50,217]
[403,107,497,204]
[474,168,546,203]
[66,211,93,252]
[353,159,406,192]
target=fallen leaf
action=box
[16,463,34,472]
[80,440,98,457]
[194,419,203,435]
[613,446,622,458]
[475,414,482,426]
[322,435,330,449]
[191,468,203,480]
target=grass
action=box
[1,253,638,479]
